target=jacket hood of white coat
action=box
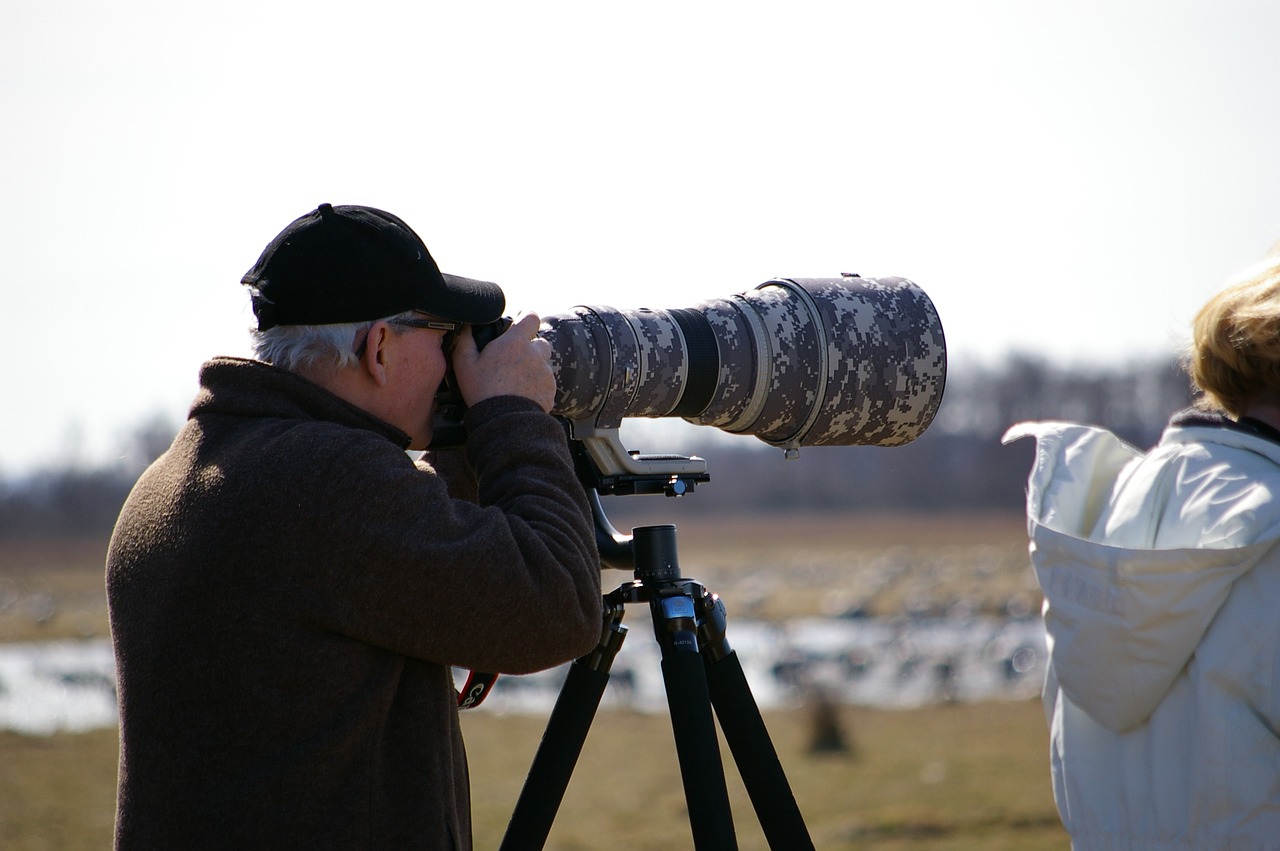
[1003,420,1280,732]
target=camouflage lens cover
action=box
[540,276,946,449]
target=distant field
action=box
[598,508,1035,621]
[0,538,112,642]
[0,511,1035,641]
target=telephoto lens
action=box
[540,275,946,452]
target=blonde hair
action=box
[1186,252,1280,416]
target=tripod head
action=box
[567,420,709,497]
[564,420,709,571]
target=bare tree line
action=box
[637,353,1194,520]
[0,355,1195,540]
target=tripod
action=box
[498,500,814,850]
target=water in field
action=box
[0,615,1046,735]
[475,614,1047,716]
[0,640,118,734]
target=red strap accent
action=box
[456,670,500,710]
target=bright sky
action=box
[4,1,1280,476]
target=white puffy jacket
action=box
[1004,414,1280,850]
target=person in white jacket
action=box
[1004,252,1280,849]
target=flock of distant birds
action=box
[0,600,1049,735]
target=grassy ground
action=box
[0,514,1068,848]
[0,701,1066,850]
[465,700,1065,850]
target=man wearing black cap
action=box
[106,204,602,850]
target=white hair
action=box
[251,310,421,373]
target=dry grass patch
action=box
[0,701,1067,850]
[463,699,1066,850]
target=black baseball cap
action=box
[241,203,505,330]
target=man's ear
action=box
[362,321,392,388]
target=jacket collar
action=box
[191,357,413,450]
[1165,407,1280,470]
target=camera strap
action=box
[456,669,500,710]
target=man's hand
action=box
[451,313,556,412]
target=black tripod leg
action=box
[652,587,740,851]
[499,660,610,851]
[661,652,739,850]
[706,651,814,850]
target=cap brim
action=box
[432,274,506,324]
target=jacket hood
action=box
[1004,420,1280,731]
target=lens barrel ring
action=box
[666,308,720,419]
[756,279,832,450]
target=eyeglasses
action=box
[353,314,462,359]
[392,315,462,335]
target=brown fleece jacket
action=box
[106,357,601,850]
